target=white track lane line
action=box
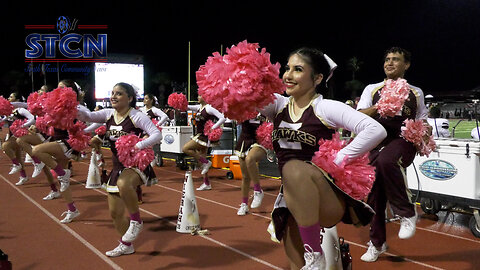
[76,161,478,269]
[155,167,279,197]
[153,166,480,245]
[155,182,449,270]
[68,177,283,270]
[0,174,123,270]
[345,240,446,270]
[155,183,272,220]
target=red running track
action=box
[1,145,479,269]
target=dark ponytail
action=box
[145,93,157,107]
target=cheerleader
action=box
[76,82,162,257]
[2,92,34,186]
[235,115,268,216]
[356,47,429,262]
[182,95,225,191]
[136,93,168,203]
[140,93,169,125]
[31,79,84,223]
[260,48,386,269]
[16,86,60,200]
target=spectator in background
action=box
[427,106,450,138]
[471,126,480,140]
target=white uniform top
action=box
[11,102,28,109]
[187,104,226,129]
[76,108,162,149]
[139,106,169,126]
[260,93,387,165]
[84,122,104,133]
[427,118,450,138]
[16,108,35,128]
[471,127,480,140]
[357,81,429,120]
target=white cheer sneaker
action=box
[122,220,143,242]
[237,203,249,216]
[105,241,135,257]
[301,244,326,270]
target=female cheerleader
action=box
[16,86,60,200]
[77,82,162,257]
[140,93,169,125]
[2,92,35,186]
[31,79,84,223]
[260,48,386,269]
[235,115,268,216]
[135,93,168,203]
[182,95,225,191]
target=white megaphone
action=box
[25,153,34,164]
[85,148,101,189]
[321,226,343,270]
[176,170,201,233]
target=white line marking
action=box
[137,204,283,270]
[68,177,282,269]
[155,183,272,220]
[155,167,279,197]
[75,160,479,269]
[154,166,480,244]
[0,174,122,270]
[345,240,446,270]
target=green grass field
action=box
[448,119,480,139]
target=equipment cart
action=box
[406,138,480,237]
[156,126,193,170]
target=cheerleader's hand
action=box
[28,125,37,134]
[424,122,433,136]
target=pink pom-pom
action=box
[47,126,55,136]
[95,125,107,136]
[167,92,188,111]
[151,119,163,131]
[35,116,49,134]
[311,133,376,200]
[401,119,436,156]
[67,121,90,151]
[196,40,285,122]
[204,120,223,141]
[27,92,47,116]
[376,79,410,118]
[115,134,154,170]
[35,115,55,136]
[42,87,78,130]
[135,148,155,171]
[10,119,29,137]
[256,122,273,150]
[116,135,139,168]
[0,96,13,116]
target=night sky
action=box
[2,0,480,102]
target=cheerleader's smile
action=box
[283,54,316,97]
